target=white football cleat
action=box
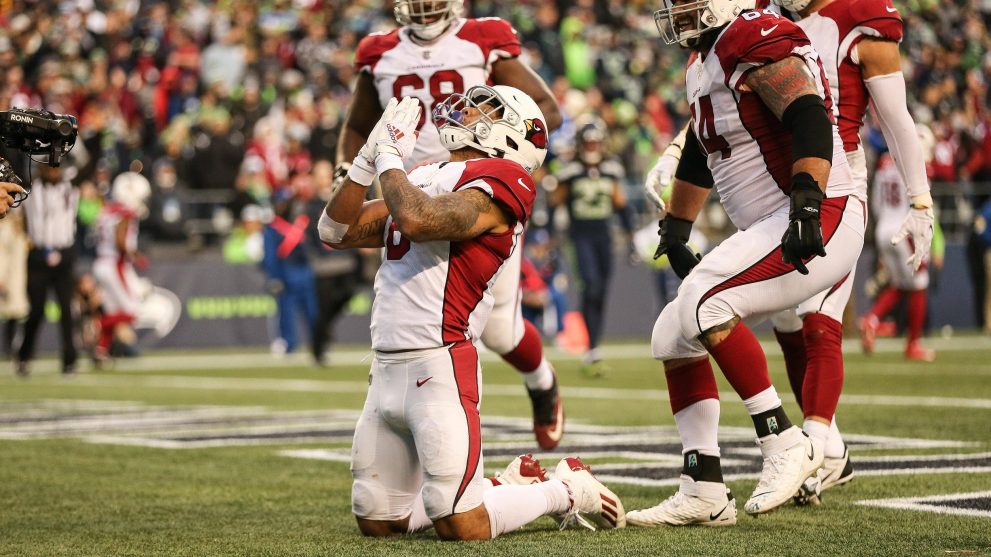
[489,454,548,487]
[794,446,854,506]
[628,475,736,527]
[555,457,626,530]
[744,426,824,515]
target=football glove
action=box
[891,193,934,271]
[781,173,826,275]
[654,214,701,279]
[347,97,400,186]
[644,128,687,211]
[374,97,421,173]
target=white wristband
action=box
[317,210,350,244]
[347,157,375,187]
[375,152,405,177]
[910,192,934,210]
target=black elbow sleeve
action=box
[675,127,715,189]
[782,94,833,163]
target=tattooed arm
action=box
[324,199,389,249]
[379,169,511,243]
[744,56,832,190]
[321,176,388,249]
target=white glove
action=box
[644,152,679,211]
[644,126,688,211]
[348,97,400,186]
[891,193,935,271]
[374,97,422,175]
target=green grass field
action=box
[2,336,990,556]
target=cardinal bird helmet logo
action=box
[524,118,547,149]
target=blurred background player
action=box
[861,124,943,362]
[263,188,317,357]
[550,118,634,376]
[92,170,152,362]
[337,0,565,449]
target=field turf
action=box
[2,336,990,556]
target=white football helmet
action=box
[773,0,813,12]
[112,171,152,216]
[654,0,757,47]
[433,85,549,174]
[394,0,463,41]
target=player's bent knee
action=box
[433,505,491,541]
[351,478,391,521]
[355,517,408,537]
[771,308,803,333]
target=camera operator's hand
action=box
[0,182,27,219]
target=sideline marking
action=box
[856,490,991,519]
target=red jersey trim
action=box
[354,29,401,73]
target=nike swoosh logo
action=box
[416,376,433,387]
[709,503,730,521]
[517,178,532,191]
[761,25,779,37]
[886,5,897,12]
[545,402,565,441]
[807,441,815,462]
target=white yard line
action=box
[6,336,991,375]
[17,373,991,410]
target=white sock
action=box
[825,417,846,458]
[674,399,721,457]
[803,418,830,448]
[406,490,434,533]
[742,386,782,416]
[483,480,571,538]
[522,358,555,391]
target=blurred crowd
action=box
[3,0,991,351]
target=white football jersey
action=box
[95,202,138,259]
[685,8,857,231]
[370,158,536,352]
[870,153,908,241]
[793,0,903,187]
[355,18,522,170]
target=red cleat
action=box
[528,372,564,450]
[905,342,935,362]
[859,316,879,355]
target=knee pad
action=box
[351,478,393,520]
[480,304,524,355]
[651,300,707,361]
[771,308,803,333]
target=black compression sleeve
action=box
[782,94,833,163]
[674,127,714,188]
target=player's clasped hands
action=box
[346,97,422,186]
[374,97,422,165]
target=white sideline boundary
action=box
[856,490,991,519]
